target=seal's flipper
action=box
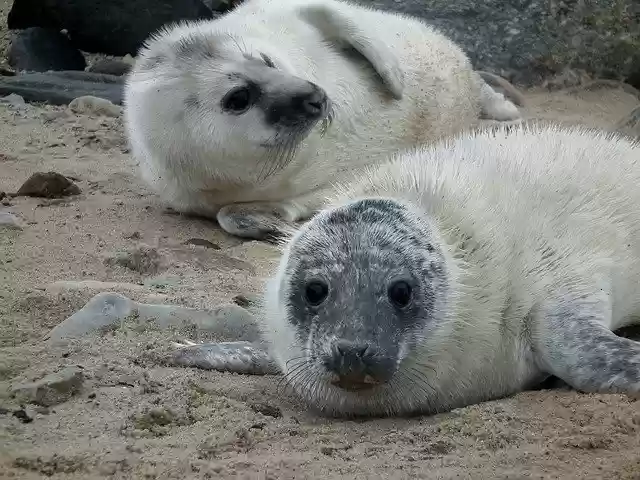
[216,202,301,241]
[168,340,280,375]
[297,3,404,100]
[532,295,640,394]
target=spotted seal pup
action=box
[168,123,640,418]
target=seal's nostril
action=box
[334,340,369,359]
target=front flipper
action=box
[297,3,404,100]
[531,291,640,394]
[169,340,280,375]
[216,202,302,241]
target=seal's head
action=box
[264,197,454,416]
[129,29,333,179]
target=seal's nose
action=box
[266,82,329,126]
[299,86,327,118]
[322,340,393,391]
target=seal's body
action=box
[124,0,520,239]
[171,124,640,418]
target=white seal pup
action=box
[169,123,640,418]
[124,0,521,239]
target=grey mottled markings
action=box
[169,340,279,375]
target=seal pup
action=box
[169,123,640,418]
[124,0,521,240]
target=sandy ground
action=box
[2,1,640,476]
[0,80,639,480]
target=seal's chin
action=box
[329,372,383,392]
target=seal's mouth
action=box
[329,372,382,392]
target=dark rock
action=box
[0,71,123,105]
[87,59,131,76]
[16,172,81,198]
[12,408,34,423]
[351,0,640,86]
[8,28,86,73]
[7,0,215,57]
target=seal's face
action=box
[281,198,450,395]
[162,33,333,177]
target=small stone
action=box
[12,408,33,423]
[0,211,23,230]
[69,95,122,117]
[1,93,26,106]
[11,366,85,406]
[183,238,221,249]
[104,244,165,275]
[249,402,282,418]
[1,197,12,206]
[16,171,81,198]
[123,231,141,240]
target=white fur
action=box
[123,0,521,237]
[262,123,640,416]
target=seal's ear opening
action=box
[296,3,405,100]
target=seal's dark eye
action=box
[222,86,255,113]
[304,280,329,306]
[388,280,412,308]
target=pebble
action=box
[0,211,23,230]
[16,171,81,198]
[68,95,122,117]
[183,238,221,249]
[44,292,261,345]
[104,244,164,275]
[10,366,85,407]
[0,93,26,106]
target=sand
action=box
[2,4,640,477]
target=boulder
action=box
[7,27,86,72]
[87,59,131,76]
[7,0,215,57]
[0,71,123,105]
[352,0,640,87]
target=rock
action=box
[614,106,640,140]
[0,93,26,106]
[183,238,221,249]
[68,95,121,117]
[0,211,23,230]
[16,171,81,198]
[0,71,123,106]
[44,292,261,345]
[104,244,165,275]
[249,402,282,418]
[7,28,86,73]
[351,0,640,86]
[10,366,85,406]
[7,0,215,57]
[87,59,131,76]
